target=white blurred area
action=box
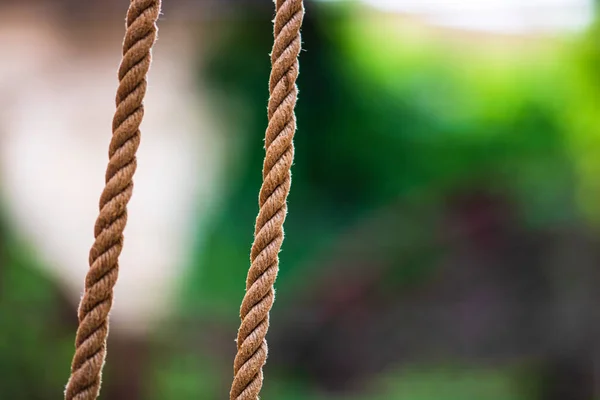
[0,5,227,334]
[361,0,594,33]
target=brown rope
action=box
[229,1,305,399]
[64,1,161,399]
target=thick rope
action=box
[64,1,161,399]
[229,1,305,399]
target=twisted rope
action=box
[64,1,161,399]
[230,1,305,399]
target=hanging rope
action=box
[230,1,305,399]
[64,1,161,399]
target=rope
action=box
[64,1,161,399]
[229,1,305,399]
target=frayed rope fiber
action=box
[229,1,305,399]
[64,1,161,399]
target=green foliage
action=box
[0,212,73,398]
[262,365,535,400]
[560,20,600,221]
[370,366,534,400]
[149,352,220,399]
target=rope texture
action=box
[64,1,161,399]
[230,1,305,399]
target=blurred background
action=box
[0,0,598,398]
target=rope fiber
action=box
[229,1,305,399]
[64,1,161,399]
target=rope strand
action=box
[64,1,161,399]
[230,1,305,399]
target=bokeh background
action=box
[0,0,598,399]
